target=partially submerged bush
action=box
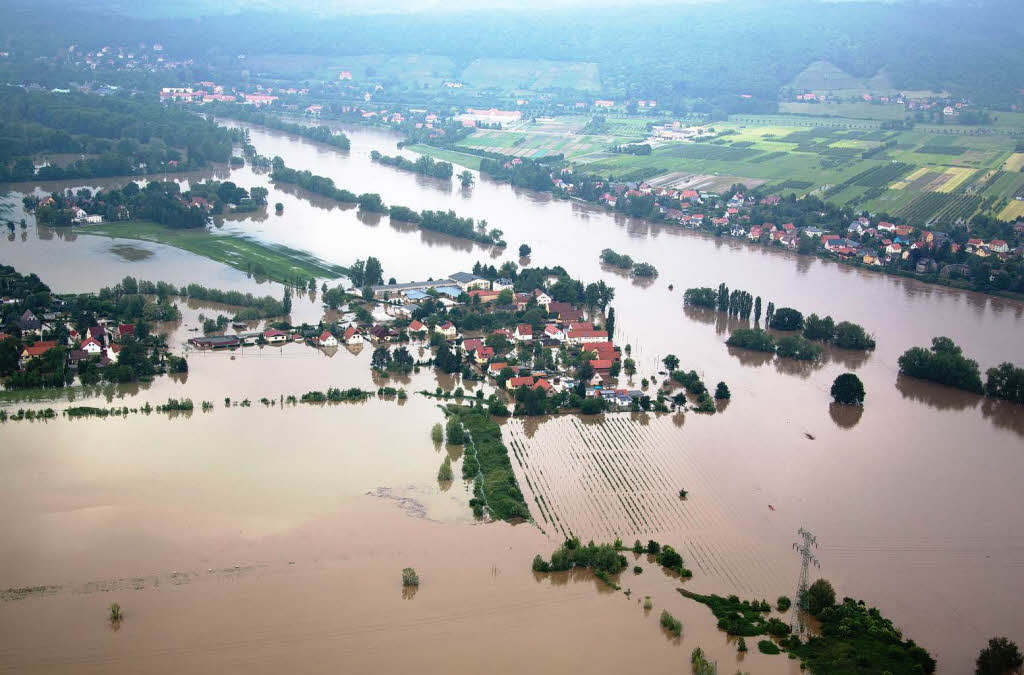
[660,609,682,636]
[402,567,419,587]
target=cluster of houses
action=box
[7,308,129,369]
[790,91,971,116]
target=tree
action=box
[769,307,804,331]
[458,170,475,187]
[754,296,762,324]
[275,202,283,213]
[371,346,392,370]
[623,358,636,377]
[663,354,679,372]
[803,578,836,615]
[831,373,865,405]
[606,307,615,340]
[518,243,531,258]
[364,256,384,286]
[976,637,1023,675]
[714,381,730,399]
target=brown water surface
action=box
[2,121,1023,673]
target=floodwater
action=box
[1,120,1022,673]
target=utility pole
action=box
[791,527,820,636]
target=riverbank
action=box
[76,220,348,284]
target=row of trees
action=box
[370,150,453,179]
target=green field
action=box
[780,101,907,120]
[406,144,483,170]
[460,58,601,91]
[77,221,348,283]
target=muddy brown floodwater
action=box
[1,120,1022,673]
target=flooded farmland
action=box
[1,121,1023,673]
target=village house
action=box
[407,320,427,335]
[566,329,610,345]
[81,338,104,355]
[343,325,364,345]
[263,328,289,344]
[515,324,533,341]
[316,330,338,348]
[492,278,515,291]
[448,272,490,291]
[19,340,58,365]
[434,321,457,340]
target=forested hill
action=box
[1,0,1022,107]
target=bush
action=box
[532,554,551,573]
[803,578,836,615]
[660,610,682,636]
[738,637,748,652]
[437,455,453,481]
[976,636,1023,675]
[445,418,466,444]
[534,538,628,575]
[646,540,661,555]
[758,639,780,655]
[777,595,792,612]
[632,539,644,554]
[775,335,823,361]
[430,422,443,443]
[402,567,419,587]
[714,381,730,399]
[643,596,653,610]
[833,321,876,350]
[984,363,1024,403]
[830,373,865,405]
[109,602,122,622]
[633,566,643,574]
[769,307,804,331]
[726,328,775,352]
[897,337,983,394]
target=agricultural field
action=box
[460,57,601,91]
[1002,152,1024,172]
[504,415,790,593]
[456,128,613,161]
[998,198,1024,222]
[453,109,1023,225]
[780,101,906,120]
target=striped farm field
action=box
[504,414,791,593]
[998,199,1024,221]
[1002,152,1024,172]
[890,166,929,189]
[934,166,975,193]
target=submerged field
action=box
[78,220,348,283]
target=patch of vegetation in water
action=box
[532,537,627,575]
[678,589,788,637]
[791,597,936,674]
[449,405,529,521]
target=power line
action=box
[791,526,820,636]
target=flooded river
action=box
[1,121,1022,673]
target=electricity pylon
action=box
[791,527,820,636]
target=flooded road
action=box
[1,120,1023,673]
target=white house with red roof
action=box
[81,338,103,354]
[434,321,457,340]
[343,325,364,345]
[316,330,338,348]
[407,320,427,334]
[543,325,565,341]
[263,328,289,344]
[566,329,609,345]
[515,324,533,341]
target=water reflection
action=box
[726,345,773,368]
[829,402,864,429]
[895,374,979,412]
[980,398,1024,438]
